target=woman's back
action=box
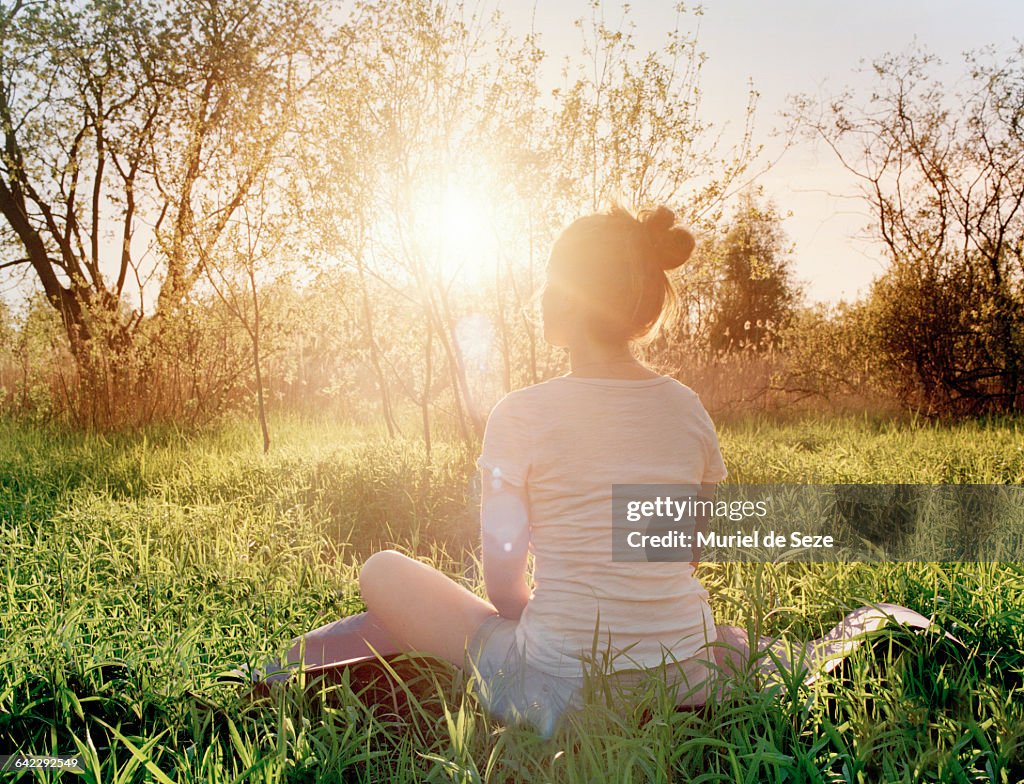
[478,374,727,678]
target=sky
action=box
[500,0,1024,303]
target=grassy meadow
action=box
[1,414,1023,782]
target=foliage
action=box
[0,0,335,423]
[705,192,801,354]
[547,1,761,230]
[0,293,69,420]
[0,0,773,433]
[6,4,1024,429]
[795,45,1024,414]
[773,301,898,412]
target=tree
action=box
[707,193,800,354]
[304,0,556,448]
[549,2,762,234]
[0,0,333,423]
[202,173,298,453]
[796,45,1024,413]
[776,300,895,409]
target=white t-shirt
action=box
[477,374,728,678]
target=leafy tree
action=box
[0,0,782,428]
[777,301,894,408]
[796,45,1024,413]
[202,173,300,452]
[0,0,333,422]
[549,2,762,234]
[304,0,568,447]
[707,193,800,354]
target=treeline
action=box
[0,0,1021,442]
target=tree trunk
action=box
[357,255,398,438]
[254,337,271,454]
[437,281,484,438]
[250,272,270,454]
[422,320,433,456]
[494,257,513,395]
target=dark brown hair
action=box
[546,203,696,343]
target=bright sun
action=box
[414,180,499,286]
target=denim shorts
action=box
[466,615,714,739]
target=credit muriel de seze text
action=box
[623,495,834,552]
[610,484,848,563]
[614,483,1024,563]
[625,525,834,551]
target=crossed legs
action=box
[266,550,500,678]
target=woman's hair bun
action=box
[639,205,696,271]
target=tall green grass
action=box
[1,413,1022,782]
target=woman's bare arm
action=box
[480,470,531,620]
[690,482,717,568]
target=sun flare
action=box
[413,179,500,286]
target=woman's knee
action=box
[359,549,410,608]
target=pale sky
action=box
[501,0,1024,303]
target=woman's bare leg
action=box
[290,610,402,665]
[253,610,402,682]
[253,550,498,682]
[358,549,500,665]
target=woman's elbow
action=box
[485,558,530,617]
[490,587,528,620]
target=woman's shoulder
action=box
[486,377,595,426]
[489,376,704,413]
[663,377,703,402]
[488,379,561,417]
[670,380,717,418]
